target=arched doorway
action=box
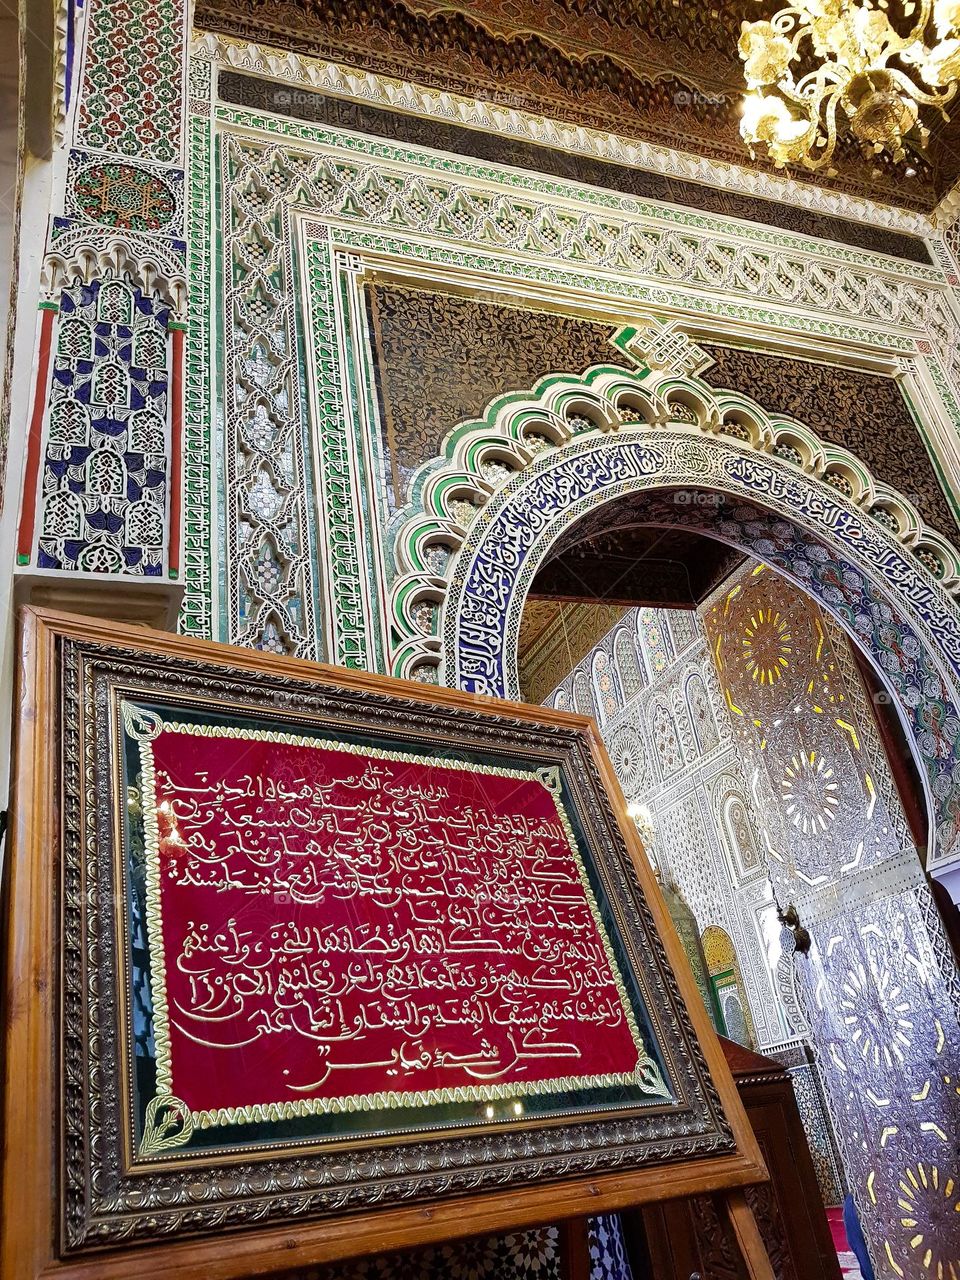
[701,926,755,1049]
[390,361,960,1276]
[390,363,960,886]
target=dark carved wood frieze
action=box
[198,0,960,208]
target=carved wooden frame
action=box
[2,608,768,1278]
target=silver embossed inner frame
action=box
[59,630,736,1253]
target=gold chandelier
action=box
[738,0,960,171]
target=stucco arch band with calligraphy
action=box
[390,364,960,889]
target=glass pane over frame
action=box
[119,696,677,1157]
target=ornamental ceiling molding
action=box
[41,229,188,315]
[932,176,960,228]
[218,114,954,342]
[191,32,935,240]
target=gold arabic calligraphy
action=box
[137,718,669,1126]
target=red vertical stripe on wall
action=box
[168,325,184,577]
[16,306,56,564]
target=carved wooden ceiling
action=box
[515,521,743,702]
[532,520,745,609]
[198,0,960,209]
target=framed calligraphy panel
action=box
[2,608,768,1280]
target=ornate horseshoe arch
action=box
[390,363,960,887]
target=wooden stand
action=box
[722,1190,777,1280]
[558,1190,774,1280]
[633,1038,841,1280]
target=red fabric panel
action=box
[147,727,641,1117]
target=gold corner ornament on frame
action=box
[1,608,775,1280]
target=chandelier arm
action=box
[789,65,852,101]
[794,60,853,90]
[884,64,957,108]
[771,81,813,109]
[905,0,935,46]
[883,61,946,101]
[776,6,829,61]
[770,5,810,37]
[808,84,841,171]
